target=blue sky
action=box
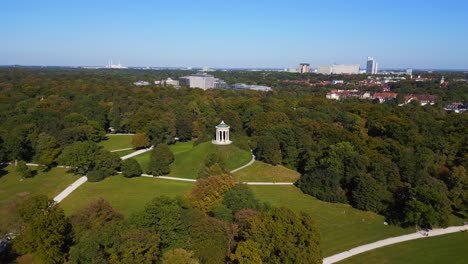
[2,0,468,69]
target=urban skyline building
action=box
[317,64,360,75]
[298,63,310,73]
[366,57,378,75]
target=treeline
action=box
[0,68,467,229]
[4,178,322,264]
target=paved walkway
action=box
[230,153,256,173]
[120,146,153,160]
[322,225,468,264]
[141,174,197,182]
[53,176,88,203]
[110,147,133,152]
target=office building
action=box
[366,57,378,75]
[179,72,215,90]
[298,63,310,73]
[333,64,360,74]
[317,65,333,75]
[317,64,360,75]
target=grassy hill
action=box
[338,231,468,264]
[133,141,252,178]
[98,134,134,151]
[233,161,300,182]
[249,185,411,256]
[0,165,80,232]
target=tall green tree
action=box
[121,158,142,178]
[254,135,282,165]
[148,143,174,175]
[57,141,101,175]
[34,133,61,168]
[13,195,68,264]
[238,207,321,264]
[129,196,189,249]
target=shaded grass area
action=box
[133,141,252,179]
[60,175,194,216]
[0,166,79,232]
[233,161,300,182]
[338,231,468,264]
[98,135,134,151]
[249,185,411,256]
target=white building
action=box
[332,64,360,74]
[298,63,310,73]
[232,83,272,92]
[317,64,360,75]
[179,72,216,90]
[366,57,378,75]
[212,121,232,145]
[133,81,149,86]
[165,78,180,87]
[317,65,332,75]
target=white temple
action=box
[212,121,232,145]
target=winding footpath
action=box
[53,146,154,203]
[322,225,468,264]
[230,153,256,173]
[52,146,291,203]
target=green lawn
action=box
[249,185,411,256]
[60,175,194,216]
[98,134,134,151]
[0,165,80,232]
[133,141,252,179]
[338,231,468,264]
[114,149,136,157]
[233,161,300,182]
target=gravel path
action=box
[322,225,468,264]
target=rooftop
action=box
[216,120,229,128]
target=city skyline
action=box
[2,0,468,69]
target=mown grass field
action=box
[98,134,134,151]
[338,231,468,264]
[249,185,411,256]
[0,165,79,231]
[133,141,252,178]
[114,149,135,157]
[60,175,194,216]
[233,161,300,182]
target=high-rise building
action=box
[366,57,378,75]
[298,63,310,73]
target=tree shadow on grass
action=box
[0,164,8,178]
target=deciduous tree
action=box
[13,195,68,264]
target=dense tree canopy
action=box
[0,67,466,235]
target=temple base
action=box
[212,140,232,145]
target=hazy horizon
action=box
[2,0,468,69]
